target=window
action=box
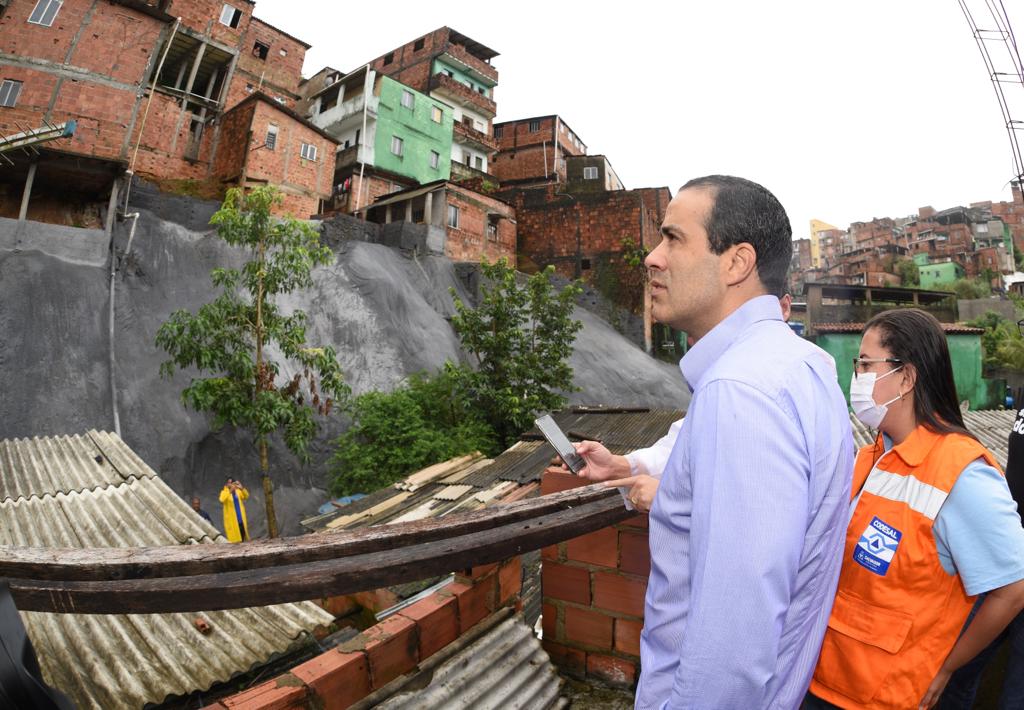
[444,69,454,78]
[401,89,414,109]
[27,0,61,26]
[391,135,403,156]
[430,150,440,169]
[383,52,394,65]
[528,119,540,132]
[431,105,443,123]
[487,215,499,240]
[0,80,22,108]
[583,166,598,180]
[477,86,486,95]
[414,37,425,51]
[300,143,317,161]
[493,125,503,139]
[279,49,287,57]
[253,41,269,60]
[218,4,241,28]
[448,205,459,229]
[265,124,278,150]
[474,155,483,170]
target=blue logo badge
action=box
[853,516,902,576]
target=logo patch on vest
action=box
[853,516,902,576]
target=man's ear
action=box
[724,242,758,287]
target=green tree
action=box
[329,370,495,495]
[947,277,992,300]
[450,259,584,448]
[894,258,920,287]
[156,186,347,537]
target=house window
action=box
[218,4,242,28]
[431,106,443,123]
[265,124,278,149]
[391,135,403,156]
[487,215,499,240]
[493,125,503,139]
[447,205,459,229]
[401,89,414,109]
[300,143,317,161]
[528,119,540,132]
[474,155,483,170]
[0,80,22,108]
[414,37,425,51]
[430,150,440,169]
[27,0,61,26]
[383,52,394,65]
[583,166,598,180]
[253,41,269,60]
[444,69,454,78]
[279,48,287,57]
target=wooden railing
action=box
[0,484,628,615]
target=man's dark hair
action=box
[680,175,792,297]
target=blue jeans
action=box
[940,609,1024,710]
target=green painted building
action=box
[815,325,1000,410]
[917,260,965,289]
[432,57,494,98]
[374,75,453,184]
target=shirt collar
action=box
[679,294,783,393]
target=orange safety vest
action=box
[810,424,999,709]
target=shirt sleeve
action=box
[625,418,683,479]
[933,459,1024,597]
[666,379,809,708]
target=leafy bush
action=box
[330,371,495,496]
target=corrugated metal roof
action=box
[0,430,333,710]
[816,322,984,335]
[373,614,563,710]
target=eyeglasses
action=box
[852,357,902,378]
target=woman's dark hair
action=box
[864,308,976,440]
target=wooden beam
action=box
[2,485,631,614]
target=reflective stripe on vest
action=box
[862,468,949,520]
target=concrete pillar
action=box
[424,191,433,224]
[18,159,37,222]
[405,200,412,222]
[385,204,392,224]
[182,42,207,98]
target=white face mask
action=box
[849,366,904,429]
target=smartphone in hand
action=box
[535,414,585,474]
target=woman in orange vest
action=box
[805,309,1024,710]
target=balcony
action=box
[453,120,498,152]
[334,145,360,170]
[440,43,499,85]
[429,73,496,118]
[451,161,499,185]
[311,93,378,137]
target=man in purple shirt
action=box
[597,176,853,708]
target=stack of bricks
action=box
[540,469,649,689]
[203,556,522,710]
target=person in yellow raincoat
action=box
[219,477,249,542]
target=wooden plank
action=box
[5,490,630,614]
[0,484,618,582]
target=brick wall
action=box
[540,470,647,688]
[491,144,561,184]
[444,186,515,264]
[211,96,254,181]
[166,0,253,47]
[203,557,522,710]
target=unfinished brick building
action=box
[1,0,335,219]
[491,115,587,186]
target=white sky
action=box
[253,0,1024,237]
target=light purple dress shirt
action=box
[637,295,854,709]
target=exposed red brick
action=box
[542,561,590,606]
[460,563,498,581]
[564,606,613,650]
[541,543,561,562]
[541,602,559,640]
[219,677,307,710]
[618,529,651,577]
[586,653,638,688]
[540,470,586,496]
[359,614,419,689]
[614,618,643,657]
[397,592,459,660]
[619,513,649,530]
[566,527,618,569]
[542,639,587,677]
[447,579,494,633]
[290,649,370,710]
[498,556,522,603]
[593,571,646,618]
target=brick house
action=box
[491,115,587,186]
[1,0,334,219]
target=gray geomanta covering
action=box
[0,430,333,710]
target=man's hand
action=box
[919,666,952,709]
[574,441,631,482]
[604,475,659,513]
